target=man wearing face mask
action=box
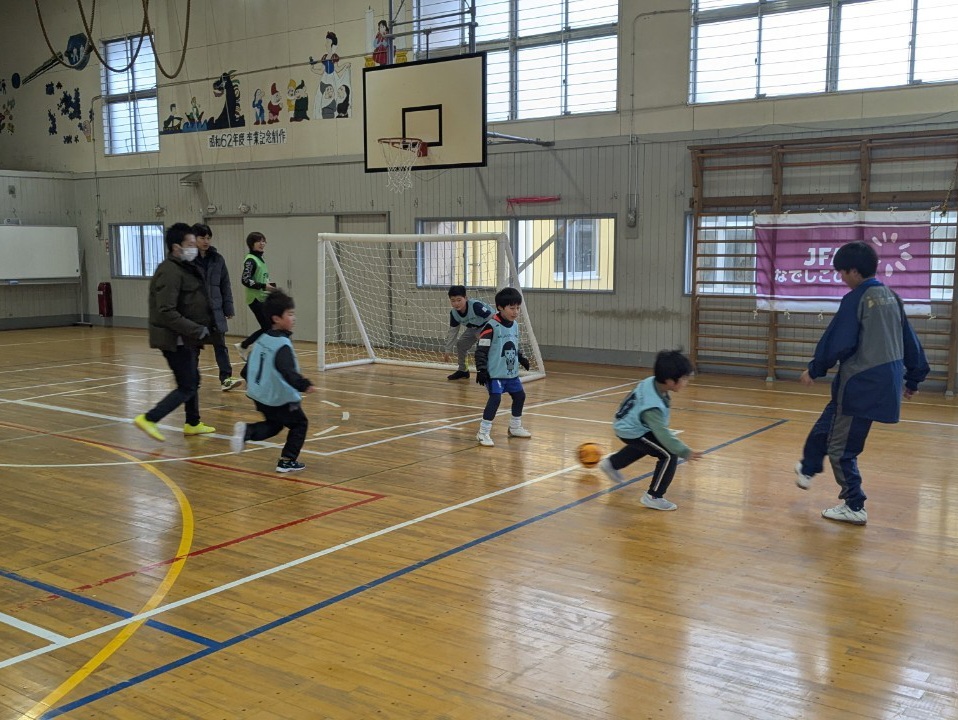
[133,222,218,441]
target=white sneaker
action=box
[476,431,494,447]
[507,425,532,438]
[230,422,246,453]
[822,503,867,525]
[235,342,249,362]
[641,492,677,511]
[598,456,625,483]
[794,461,813,490]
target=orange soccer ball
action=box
[577,442,603,468]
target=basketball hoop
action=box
[378,137,427,193]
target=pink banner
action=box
[755,211,932,313]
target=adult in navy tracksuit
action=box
[796,241,929,526]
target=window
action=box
[931,211,957,302]
[415,0,618,121]
[417,220,506,288]
[554,219,598,280]
[110,224,165,278]
[691,0,958,104]
[419,216,615,291]
[101,35,158,154]
[686,214,756,295]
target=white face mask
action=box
[180,246,198,262]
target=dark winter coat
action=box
[195,245,235,332]
[147,253,216,352]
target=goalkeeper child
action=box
[443,285,493,380]
[474,287,532,447]
[230,289,316,473]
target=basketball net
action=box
[378,137,425,193]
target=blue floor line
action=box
[1,567,220,648]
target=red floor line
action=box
[13,494,385,612]
[2,419,389,612]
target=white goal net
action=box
[316,232,546,381]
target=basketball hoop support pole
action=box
[487,131,554,147]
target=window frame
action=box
[690,0,956,104]
[415,0,618,121]
[686,213,757,296]
[109,223,165,278]
[101,34,159,155]
[417,214,616,292]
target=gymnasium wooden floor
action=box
[0,327,956,720]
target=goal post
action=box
[316,232,546,381]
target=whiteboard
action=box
[0,225,80,282]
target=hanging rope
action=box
[34,0,147,73]
[33,0,190,79]
[142,0,192,80]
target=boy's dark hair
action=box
[263,289,295,324]
[495,286,523,308]
[164,222,194,252]
[448,285,466,298]
[833,241,878,278]
[192,223,212,238]
[653,349,694,384]
[246,231,266,251]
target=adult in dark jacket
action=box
[193,223,243,391]
[133,222,218,441]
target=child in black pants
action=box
[231,290,315,472]
[599,350,702,510]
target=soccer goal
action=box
[316,232,546,381]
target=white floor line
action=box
[0,611,69,645]
[0,378,112,394]
[0,335,142,349]
[0,361,117,376]
[1,380,643,466]
[0,463,575,670]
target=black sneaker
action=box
[447,370,470,380]
[276,458,306,473]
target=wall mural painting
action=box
[286,79,296,113]
[290,80,309,122]
[78,108,93,142]
[0,98,14,135]
[251,87,265,125]
[309,31,351,120]
[157,27,355,141]
[210,70,244,129]
[42,80,84,144]
[186,96,206,130]
[372,20,389,66]
[267,83,282,123]
[161,71,244,135]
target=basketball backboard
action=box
[363,53,487,173]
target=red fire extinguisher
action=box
[97,282,113,317]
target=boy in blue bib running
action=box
[231,290,316,473]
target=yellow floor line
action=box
[22,441,194,719]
